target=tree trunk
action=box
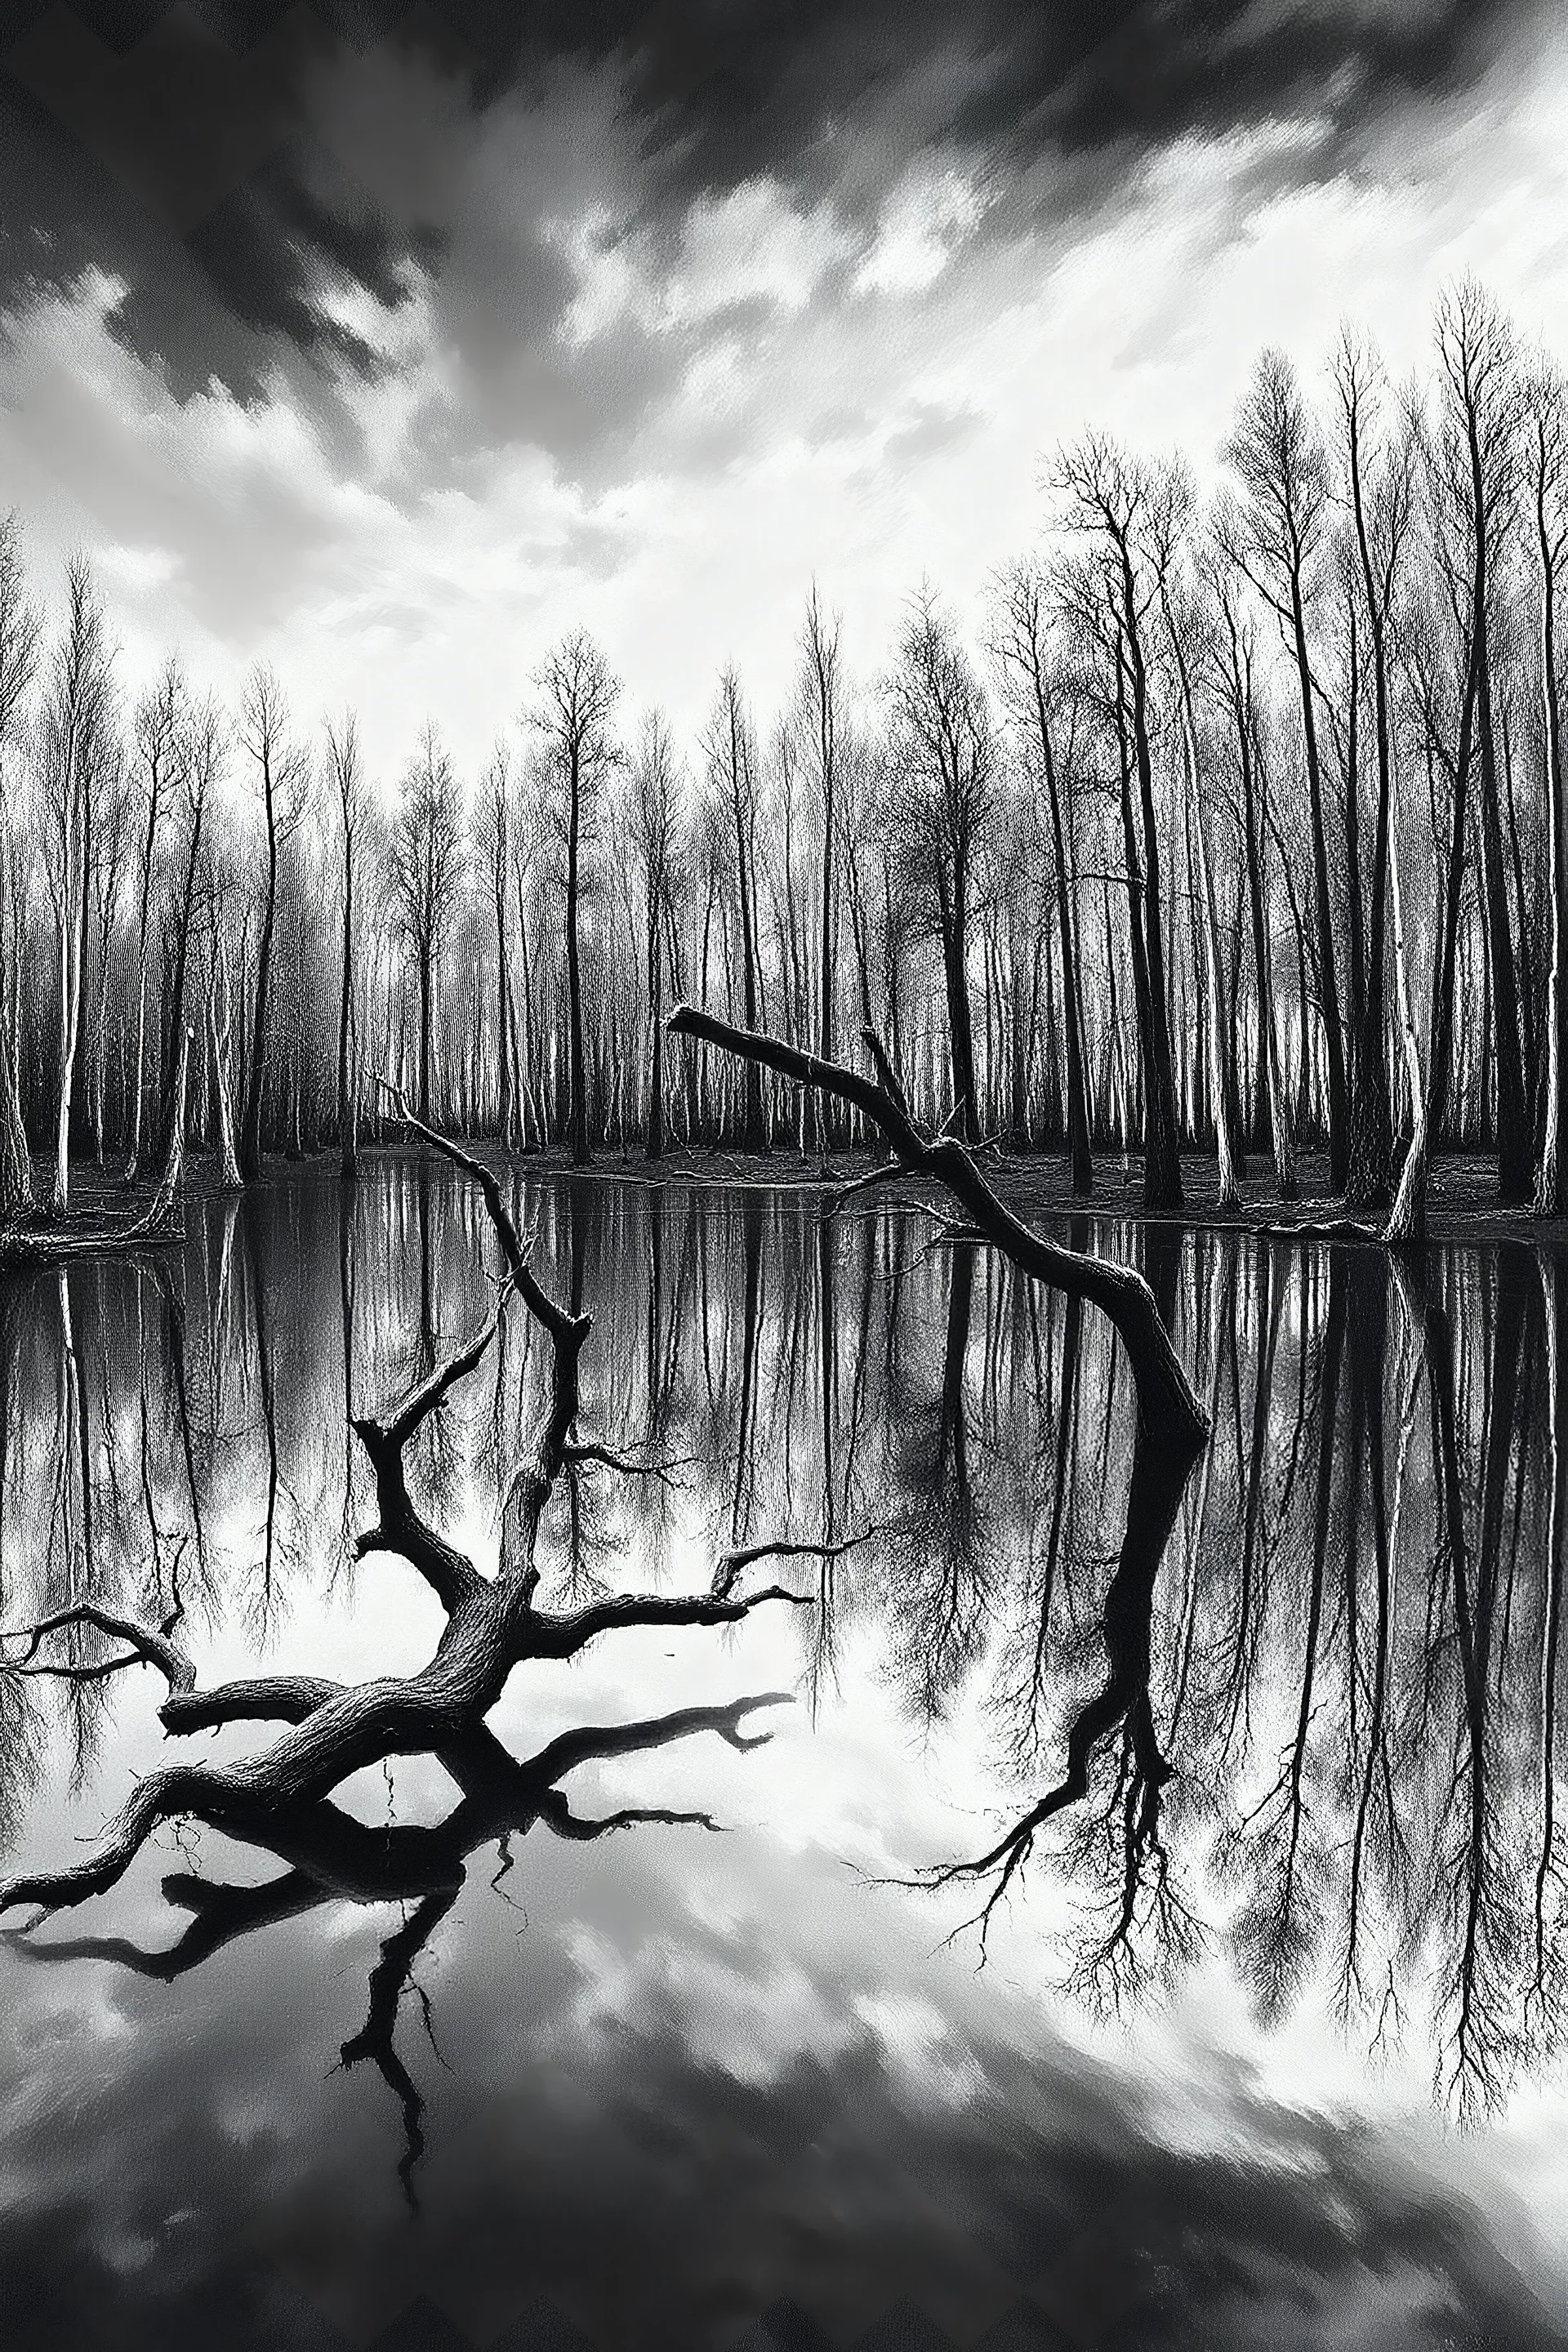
[1289,571,1348,1192]
[340,822,358,1180]
[239,753,278,1185]
[149,1026,193,1224]
[1384,763,1429,1246]
[1537,496,1567,1214]
[565,747,590,1167]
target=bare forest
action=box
[3,282,1568,1250]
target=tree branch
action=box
[530,1584,814,1660]
[668,1004,1209,1446]
[376,1079,587,1348]
[710,1533,877,1600]
[349,1290,517,1612]
[523,1693,795,1784]
[1,1605,195,1696]
[564,1440,697,1483]
[159,1675,343,1734]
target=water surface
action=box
[1,1163,1566,2350]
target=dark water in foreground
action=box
[2,1160,1568,2350]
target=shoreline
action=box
[70,1142,1568,1248]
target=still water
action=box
[1,1161,1567,2350]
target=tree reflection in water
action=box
[2,1162,1567,2183]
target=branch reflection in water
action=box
[0,1160,1566,2190]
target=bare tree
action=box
[326,711,367,1178]
[1224,352,1348,1190]
[628,711,682,1160]
[702,668,768,1150]
[0,514,37,1218]
[0,1102,814,2206]
[1053,438,1184,1206]
[1428,282,1527,1196]
[1202,553,1297,1196]
[799,586,844,1148]
[1157,541,1245,1208]
[38,558,115,1215]
[991,559,1093,1194]
[532,633,621,1166]
[885,590,996,1145]
[236,667,305,1185]
[1334,334,1417,1206]
[158,693,224,1167]
[390,723,466,1125]
[122,661,184,1184]
[475,742,519,1151]
[1527,359,1568,1213]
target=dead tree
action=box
[40,558,115,1215]
[0,1100,818,1984]
[236,668,303,1184]
[327,710,366,1178]
[533,634,621,1165]
[668,1000,1209,1949]
[389,723,466,1125]
[122,662,182,1185]
[667,1004,1209,1450]
[2,1682,795,2202]
[1224,353,1349,1190]
[1529,359,1568,1214]
[0,512,35,1220]
[884,592,996,1145]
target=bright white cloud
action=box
[3,5,1568,798]
[853,159,992,296]
[557,176,858,342]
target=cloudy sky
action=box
[0,0,1563,782]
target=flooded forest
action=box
[5,281,1568,2349]
[4,284,1568,1231]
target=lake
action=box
[1,1161,1566,2351]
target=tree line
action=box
[4,274,1568,1221]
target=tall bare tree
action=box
[799,586,844,1148]
[1054,440,1183,1205]
[1334,334,1416,1206]
[629,710,681,1160]
[122,661,183,1183]
[236,667,304,1185]
[885,590,996,1145]
[533,633,620,1167]
[1429,282,1527,1198]
[475,742,519,1152]
[703,668,768,1150]
[0,514,37,1218]
[39,558,115,1215]
[326,710,367,1178]
[1224,351,1348,1190]
[1528,359,1568,1213]
[991,559,1093,1195]
[390,723,466,1125]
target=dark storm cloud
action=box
[563,0,1545,213]
[0,0,1545,404]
